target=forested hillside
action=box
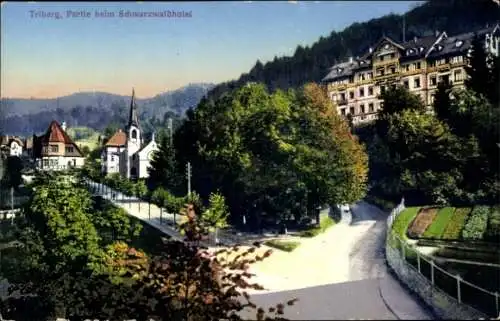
[207,0,499,99]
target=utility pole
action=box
[186,162,192,196]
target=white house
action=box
[0,136,24,157]
[101,89,159,179]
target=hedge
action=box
[485,206,500,242]
[461,206,489,240]
[442,208,471,240]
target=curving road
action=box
[242,201,436,320]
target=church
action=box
[101,89,159,179]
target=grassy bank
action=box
[299,216,336,237]
[264,239,300,252]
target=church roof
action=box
[105,129,127,147]
[127,88,140,129]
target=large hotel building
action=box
[322,24,500,125]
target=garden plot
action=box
[407,207,438,238]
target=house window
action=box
[131,129,137,139]
[403,80,409,89]
[341,108,346,116]
[368,87,374,96]
[349,107,355,114]
[415,62,421,70]
[360,74,366,81]
[65,146,74,153]
[368,72,373,79]
[43,159,48,168]
[430,75,437,86]
[377,68,385,76]
[380,85,386,94]
[404,65,410,72]
[413,77,421,88]
[360,104,365,114]
[428,61,436,68]
[349,91,354,99]
[390,67,396,74]
[390,53,395,59]
[369,103,374,112]
[340,93,346,101]
[50,145,58,153]
[359,88,365,97]
[454,69,463,82]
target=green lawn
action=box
[392,207,420,240]
[264,239,300,252]
[299,216,336,237]
[442,208,471,240]
[422,207,455,239]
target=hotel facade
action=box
[322,24,500,125]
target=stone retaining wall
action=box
[385,243,488,320]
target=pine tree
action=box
[464,34,490,99]
[147,133,180,193]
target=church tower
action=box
[125,88,141,179]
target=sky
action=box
[1,1,421,99]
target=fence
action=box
[386,200,499,318]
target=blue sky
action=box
[1,1,421,98]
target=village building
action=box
[0,135,24,157]
[31,120,85,170]
[101,89,158,179]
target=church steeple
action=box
[128,88,140,129]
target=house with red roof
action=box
[101,89,158,179]
[32,120,85,170]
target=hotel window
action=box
[454,69,463,82]
[50,145,58,153]
[428,61,436,68]
[341,108,346,116]
[349,106,355,114]
[349,91,354,99]
[390,53,395,59]
[415,62,421,70]
[359,88,365,97]
[360,74,366,81]
[368,72,373,79]
[349,76,354,83]
[368,86,374,96]
[390,66,396,74]
[404,65,410,72]
[377,68,385,76]
[430,75,437,86]
[360,104,365,114]
[413,77,421,88]
[369,103,374,112]
[403,80,409,89]
[340,93,346,101]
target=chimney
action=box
[61,121,67,132]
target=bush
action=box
[485,206,500,242]
[264,240,300,252]
[442,208,471,240]
[422,207,455,239]
[462,206,489,240]
[299,216,335,237]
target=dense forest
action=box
[206,0,500,100]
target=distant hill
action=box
[207,0,500,99]
[0,83,215,136]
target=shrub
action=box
[441,208,471,240]
[485,206,500,242]
[422,207,455,239]
[461,206,489,240]
[264,240,300,252]
[299,216,335,237]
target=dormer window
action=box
[419,47,424,52]
[437,45,443,51]
[337,68,343,73]
[455,40,463,47]
[384,44,390,49]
